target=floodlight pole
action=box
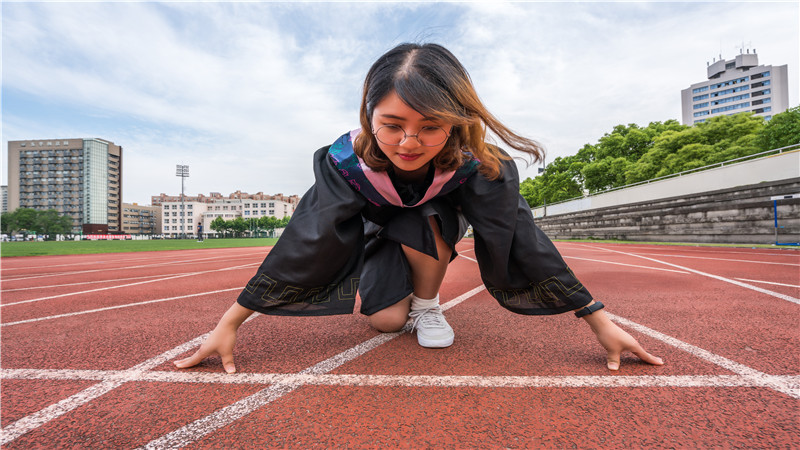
[176,164,190,239]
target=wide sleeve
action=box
[456,156,593,315]
[236,147,367,316]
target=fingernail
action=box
[608,363,619,370]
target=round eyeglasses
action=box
[372,125,450,147]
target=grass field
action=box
[0,238,279,257]
[1,236,791,258]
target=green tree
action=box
[754,106,800,151]
[582,157,630,193]
[11,208,39,237]
[1,211,16,234]
[209,216,226,237]
[230,217,247,237]
[34,209,73,239]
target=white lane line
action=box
[458,254,477,263]
[589,246,800,305]
[5,368,799,391]
[620,252,799,267]
[1,263,258,307]
[0,313,261,446]
[0,248,269,272]
[606,313,799,399]
[554,243,800,258]
[141,285,486,449]
[1,252,267,282]
[2,273,182,292]
[0,326,205,445]
[735,278,800,289]
[563,256,689,274]
[1,288,242,327]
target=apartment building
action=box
[121,202,161,235]
[7,138,122,233]
[681,50,789,125]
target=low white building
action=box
[160,193,297,238]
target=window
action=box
[711,76,748,90]
[751,71,770,80]
[710,102,750,114]
[244,210,250,216]
[693,102,709,109]
[751,80,771,88]
[710,93,750,106]
[692,94,709,101]
[710,85,749,98]
[693,111,709,117]
[692,86,709,94]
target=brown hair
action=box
[353,43,543,180]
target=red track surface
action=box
[1,242,798,448]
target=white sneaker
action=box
[408,306,454,348]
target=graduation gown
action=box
[236,131,593,316]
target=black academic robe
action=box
[236,132,593,316]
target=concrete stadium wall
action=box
[534,178,800,244]
[533,150,800,218]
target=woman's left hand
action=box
[581,308,664,370]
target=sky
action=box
[2,1,798,205]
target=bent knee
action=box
[368,312,408,333]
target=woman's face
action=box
[370,91,452,180]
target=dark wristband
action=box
[574,301,605,318]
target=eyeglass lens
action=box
[375,126,448,147]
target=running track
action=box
[1,242,798,448]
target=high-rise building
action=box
[1,185,7,213]
[7,138,122,234]
[681,50,789,125]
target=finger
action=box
[173,348,211,369]
[631,346,664,366]
[220,352,236,374]
[606,350,621,371]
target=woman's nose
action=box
[400,133,421,149]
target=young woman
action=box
[175,43,664,373]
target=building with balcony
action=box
[6,138,122,234]
[681,50,789,125]
[121,202,161,235]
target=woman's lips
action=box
[397,153,422,161]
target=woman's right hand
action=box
[174,302,254,373]
[174,324,239,373]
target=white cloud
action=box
[2,1,798,202]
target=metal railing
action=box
[537,143,800,210]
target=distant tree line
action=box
[209,215,291,238]
[521,107,800,208]
[1,208,74,239]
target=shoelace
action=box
[408,307,446,331]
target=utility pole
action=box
[176,164,189,239]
